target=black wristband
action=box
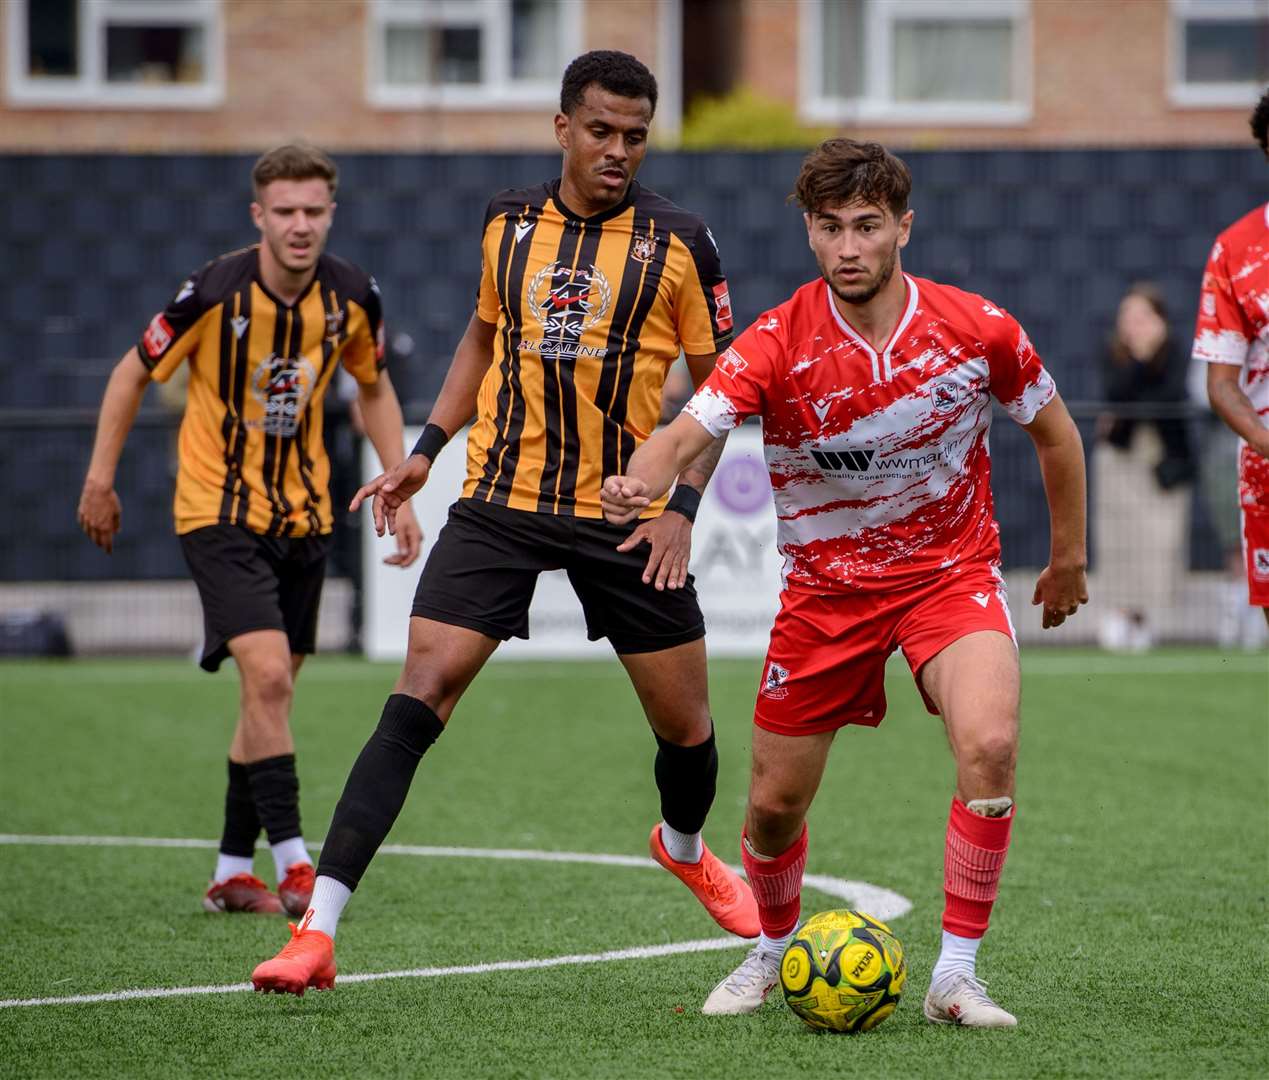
[410,423,449,463]
[665,485,702,523]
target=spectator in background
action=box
[1094,283,1195,651]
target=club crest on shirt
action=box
[324,307,345,340]
[932,381,960,413]
[630,230,658,264]
[761,661,790,699]
[1254,548,1269,580]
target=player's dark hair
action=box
[560,50,657,117]
[251,143,338,199]
[792,138,911,220]
[1251,88,1269,158]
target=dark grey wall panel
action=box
[1,147,1263,581]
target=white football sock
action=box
[758,930,793,956]
[659,822,703,864]
[930,929,982,985]
[303,876,352,938]
[213,853,255,884]
[270,836,312,881]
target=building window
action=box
[5,0,223,108]
[803,0,1031,124]
[1171,0,1269,107]
[369,0,583,108]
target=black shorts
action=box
[179,524,330,672]
[411,498,705,655]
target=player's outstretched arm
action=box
[350,312,497,539]
[1023,392,1089,628]
[1208,362,1269,457]
[614,350,730,589]
[77,348,151,554]
[602,412,716,525]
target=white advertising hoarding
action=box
[362,425,782,660]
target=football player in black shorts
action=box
[252,51,759,995]
[78,144,421,918]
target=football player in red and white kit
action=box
[1192,90,1269,624]
[603,139,1088,1027]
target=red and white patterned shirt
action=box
[685,274,1056,593]
[1193,202,1269,423]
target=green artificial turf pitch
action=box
[0,651,1265,1079]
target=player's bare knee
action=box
[747,791,810,843]
[959,728,1017,780]
[244,660,294,710]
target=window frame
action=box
[799,0,1032,126]
[5,0,224,109]
[1169,0,1269,108]
[367,0,584,110]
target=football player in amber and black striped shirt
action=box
[252,52,759,997]
[77,144,420,919]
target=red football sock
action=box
[741,823,808,939]
[942,797,1014,939]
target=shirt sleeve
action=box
[683,311,781,436]
[673,219,734,356]
[988,311,1057,425]
[1193,238,1254,367]
[475,205,502,325]
[341,275,385,384]
[137,269,213,383]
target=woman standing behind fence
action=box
[1094,283,1195,651]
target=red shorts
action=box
[753,562,1017,737]
[1239,445,1269,606]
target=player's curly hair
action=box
[792,138,911,220]
[1251,88,1269,158]
[251,143,338,199]
[560,51,657,117]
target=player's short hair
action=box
[560,50,658,117]
[1251,88,1269,158]
[792,138,911,221]
[251,143,339,200]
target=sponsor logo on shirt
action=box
[717,346,747,379]
[248,353,319,437]
[142,313,174,358]
[521,261,612,360]
[712,280,733,332]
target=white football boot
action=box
[923,973,1017,1028]
[701,946,781,1015]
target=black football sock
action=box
[654,728,718,835]
[220,759,260,857]
[316,694,445,891]
[245,753,303,845]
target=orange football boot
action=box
[277,862,316,918]
[251,921,336,996]
[203,873,284,914]
[649,825,760,938]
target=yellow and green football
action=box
[779,909,906,1033]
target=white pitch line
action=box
[0,832,913,1010]
[0,834,912,920]
[0,937,743,1009]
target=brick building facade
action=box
[0,0,1259,152]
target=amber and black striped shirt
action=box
[138,246,384,537]
[464,179,733,517]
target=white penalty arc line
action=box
[0,833,912,1010]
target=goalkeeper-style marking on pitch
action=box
[0,833,912,1010]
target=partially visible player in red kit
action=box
[1192,89,1269,627]
[603,139,1088,1027]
